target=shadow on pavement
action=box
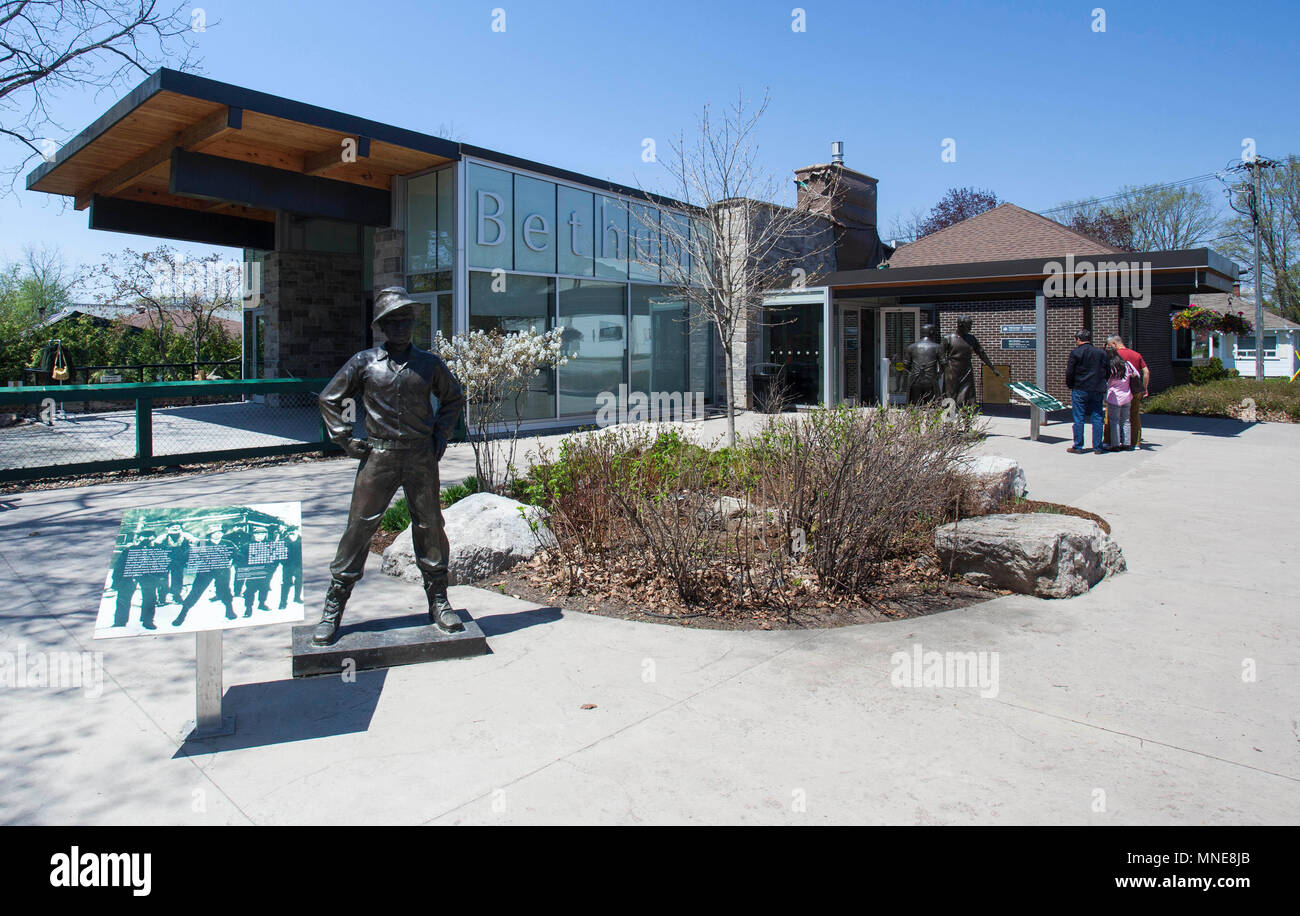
[1139,413,1254,437]
[173,669,387,756]
[475,605,563,638]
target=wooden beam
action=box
[303,136,371,176]
[75,106,243,210]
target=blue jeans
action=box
[1071,389,1104,450]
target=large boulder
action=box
[381,492,555,585]
[934,513,1124,598]
[959,456,1028,514]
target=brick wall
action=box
[934,297,1125,402]
[1138,294,1184,393]
[264,250,365,380]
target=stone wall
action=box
[373,227,405,292]
[264,250,365,381]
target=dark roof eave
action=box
[27,68,694,212]
[827,249,1241,296]
[27,68,461,191]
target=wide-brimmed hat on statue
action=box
[372,287,419,325]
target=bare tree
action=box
[1,0,201,191]
[637,90,836,446]
[1219,155,1299,322]
[885,207,926,247]
[1120,184,1220,251]
[96,246,239,374]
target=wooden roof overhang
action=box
[26,69,460,248]
[825,249,1241,303]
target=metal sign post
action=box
[1032,292,1047,440]
[190,630,235,738]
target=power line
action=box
[886,168,1252,246]
[1034,171,1225,217]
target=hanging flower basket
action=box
[1171,306,1253,335]
[1218,311,1254,335]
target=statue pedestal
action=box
[290,612,487,677]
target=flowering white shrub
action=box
[435,327,570,488]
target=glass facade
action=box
[469,270,556,419]
[407,167,455,274]
[408,158,714,424]
[558,279,626,416]
[762,300,825,404]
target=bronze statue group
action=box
[110,520,302,630]
[902,316,1003,407]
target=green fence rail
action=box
[0,378,339,483]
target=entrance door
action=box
[881,309,920,404]
[839,307,877,405]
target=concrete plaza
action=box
[0,409,1296,824]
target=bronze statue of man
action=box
[942,316,1001,406]
[904,323,945,405]
[313,287,466,646]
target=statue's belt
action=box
[366,437,430,451]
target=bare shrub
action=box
[519,404,978,616]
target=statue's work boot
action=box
[423,574,462,634]
[312,578,353,646]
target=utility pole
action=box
[1251,159,1265,381]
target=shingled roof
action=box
[889,203,1121,268]
[1192,293,1300,331]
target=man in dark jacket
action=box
[313,287,466,646]
[1065,329,1108,453]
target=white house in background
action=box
[1190,292,1300,380]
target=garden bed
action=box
[1143,378,1300,422]
[367,407,1112,630]
[484,552,1003,630]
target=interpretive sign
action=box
[1007,381,1066,412]
[95,503,305,639]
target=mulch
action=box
[991,498,1111,534]
[480,552,1006,631]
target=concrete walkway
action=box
[0,410,1296,824]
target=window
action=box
[514,174,556,274]
[1235,335,1278,359]
[630,285,688,398]
[1173,326,1192,361]
[411,293,452,349]
[557,279,626,415]
[468,163,513,270]
[468,271,555,420]
[406,167,454,273]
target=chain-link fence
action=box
[0,379,338,483]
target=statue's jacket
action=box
[319,344,466,448]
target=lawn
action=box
[1143,378,1300,422]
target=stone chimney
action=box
[794,143,886,271]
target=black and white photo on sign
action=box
[94,503,305,639]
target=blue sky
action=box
[4,0,1298,274]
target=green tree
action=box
[97,246,243,376]
[0,246,86,381]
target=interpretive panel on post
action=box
[95,502,306,639]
